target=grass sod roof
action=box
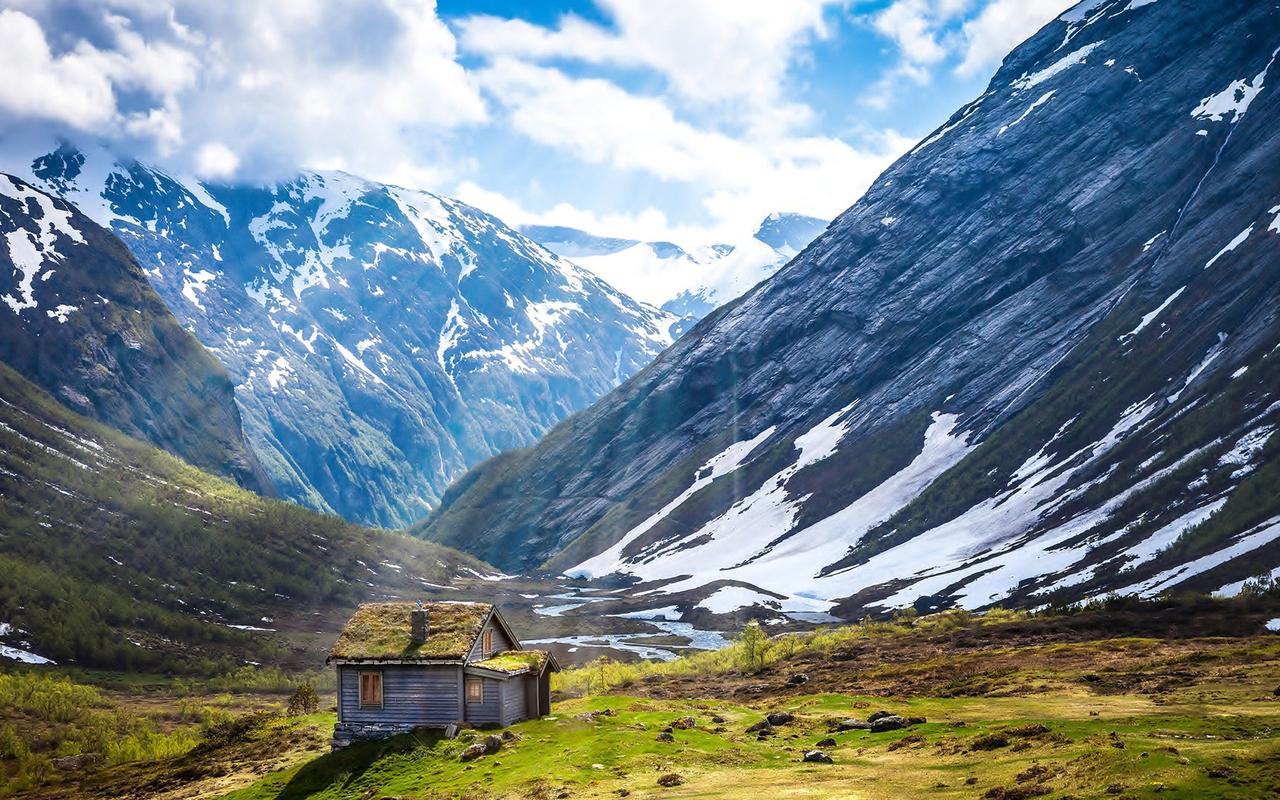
[470,650,553,675]
[329,602,492,661]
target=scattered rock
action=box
[836,719,872,731]
[965,776,979,786]
[711,715,726,724]
[746,720,774,734]
[52,753,103,771]
[502,730,522,742]
[802,750,833,764]
[866,710,894,723]
[1015,764,1052,784]
[767,712,795,726]
[816,737,837,747]
[657,773,685,787]
[459,743,488,762]
[1106,784,1125,794]
[655,731,675,743]
[787,673,809,686]
[870,715,907,733]
[671,716,697,730]
[482,735,503,754]
[906,716,927,726]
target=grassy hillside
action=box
[19,598,1276,800]
[0,361,492,674]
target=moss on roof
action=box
[329,601,491,661]
[471,650,551,675]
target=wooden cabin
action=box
[326,601,558,748]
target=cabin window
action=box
[483,628,493,655]
[358,671,383,708]
[465,678,483,704]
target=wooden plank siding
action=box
[468,617,515,661]
[463,677,504,725]
[501,675,528,726]
[338,665,462,727]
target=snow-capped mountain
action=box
[523,212,827,333]
[421,0,1280,617]
[0,174,269,491]
[9,144,676,527]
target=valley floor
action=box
[8,599,1280,800]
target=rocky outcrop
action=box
[0,174,269,491]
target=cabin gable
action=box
[467,613,516,661]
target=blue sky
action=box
[0,0,1080,242]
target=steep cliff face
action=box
[419,0,1280,615]
[0,174,269,492]
[11,149,675,527]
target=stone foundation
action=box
[331,721,430,749]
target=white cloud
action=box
[863,0,1075,107]
[467,58,912,241]
[457,0,840,129]
[955,0,1079,77]
[194,141,238,179]
[0,9,118,129]
[0,1,486,183]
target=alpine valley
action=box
[420,0,1280,619]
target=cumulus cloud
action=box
[862,0,1074,108]
[0,0,486,183]
[457,0,841,129]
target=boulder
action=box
[787,673,809,686]
[802,750,834,764]
[671,716,697,730]
[483,735,504,754]
[52,753,102,771]
[766,712,795,726]
[816,737,837,747]
[866,710,894,723]
[655,731,675,742]
[746,720,774,734]
[836,719,872,731]
[459,742,488,762]
[870,716,907,733]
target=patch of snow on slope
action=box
[1,175,86,314]
[333,341,386,386]
[1120,286,1184,340]
[181,268,217,310]
[999,90,1056,136]
[1011,41,1105,92]
[567,425,777,579]
[1214,566,1280,598]
[1118,515,1280,597]
[697,586,780,614]
[650,412,973,604]
[1166,333,1226,404]
[1192,68,1270,123]
[1204,225,1254,269]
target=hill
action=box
[0,173,268,492]
[0,360,491,674]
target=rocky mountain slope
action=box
[523,212,827,333]
[0,173,268,491]
[9,146,676,527]
[420,0,1280,618]
[0,359,493,672]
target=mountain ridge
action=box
[418,0,1280,617]
[9,146,677,527]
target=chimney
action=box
[410,602,429,645]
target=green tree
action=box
[737,620,768,673]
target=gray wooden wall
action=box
[338,665,462,727]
